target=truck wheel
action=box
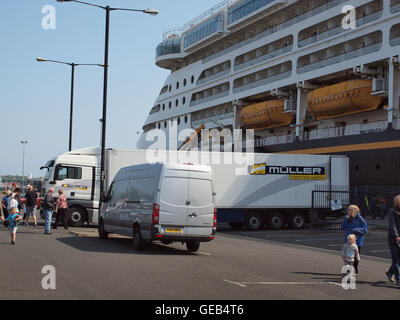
[229,222,244,230]
[98,220,109,239]
[133,225,146,250]
[245,212,264,231]
[186,240,200,252]
[289,212,306,229]
[68,207,86,227]
[268,212,285,230]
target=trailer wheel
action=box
[289,212,306,229]
[267,212,285,230]
[68,206,86,227]
[245,213,264,231]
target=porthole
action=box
[162,104,165,111]
[191,76,194,84]
[184,115,188,124]
[158,123,161,129]
[176,82,180,90]
[183,79,187,86]
[176,99,178,107]
[182,97,186,105]
[178,118,181,126]
[168,101,172,109]
[164,121,167,128]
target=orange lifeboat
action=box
[240,100,294,130]
[307,80,382,120]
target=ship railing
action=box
[255,120,388,147]
[190,91,230,107]
[297,42,382,74]
[162,0,237,41]
[233,70,292,94]
[202,0,348,64]
[390,35,400,47]
[391,2,400,13]
[298,10,383,48]
[234,45,293,72]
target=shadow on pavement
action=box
[56,236,198,256]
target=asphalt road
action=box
[0,222,398,300]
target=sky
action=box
[0,0,219,178]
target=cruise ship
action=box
[137,0,400,190]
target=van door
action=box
[159,169,189,235]
[186,170,214,236]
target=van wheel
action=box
[245,212,264,231]
[98,220,109,239]
[268,212,285,230]
[289,212,306,229]
[68,207,86,227]
[186,240,200,252]
[133,225,146,250]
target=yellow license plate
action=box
[164,228,183,234]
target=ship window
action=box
[164,121,167,128]
[168,85,172,92]
[185,115,188,124]
[182,97,186,105]
[184,79,187,86]
[169,101,172,109]
[191,76,195,84]
[176,99,179,107]
[178,118,181,126]
[158,123,161,129]
[162,104,165,111]
[176,82,180,90]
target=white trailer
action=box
[40,147,349,229]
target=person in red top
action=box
[54,189,69,230]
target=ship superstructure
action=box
[138,0,400,188]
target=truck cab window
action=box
[55,166,82,181]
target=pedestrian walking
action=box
[341,204,368,274]
[24,185,38,227]
[43,188,55,235]
[385,195,400,287]
[2,190,11,219]
[341,234,360,277]
[0,207,22,245]
[54,189,69,230]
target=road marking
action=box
[223,279,342,288]
[367,250,390,253]
[198,251,211,256]
[328,243,387,247]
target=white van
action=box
[98,163,216,252]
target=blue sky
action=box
[0,0,219,177]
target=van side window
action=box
[126,177,156,203]
[110,179,130,204]
[107,182,115,202]
[56,166,82,181]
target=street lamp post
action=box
[56,0,158,202]
[36,58,103,151]
[21,141,28,189]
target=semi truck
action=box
[40,147,349,229]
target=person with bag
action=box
[54,189,68,230]
[24,185,38,227]
[341,205,368,275]
[385,195,400,287]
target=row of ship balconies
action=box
[156,0,399,68]
[254,119,394,147]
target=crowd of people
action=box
[0,184,69,244]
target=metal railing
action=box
[297,42,382,74]
[233,70,291,93]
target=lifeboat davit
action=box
[307,80,382,120]
[240,100,294,130]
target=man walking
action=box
[386,195,400,287]
[43,188,55,235]
[24,185,38,227]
